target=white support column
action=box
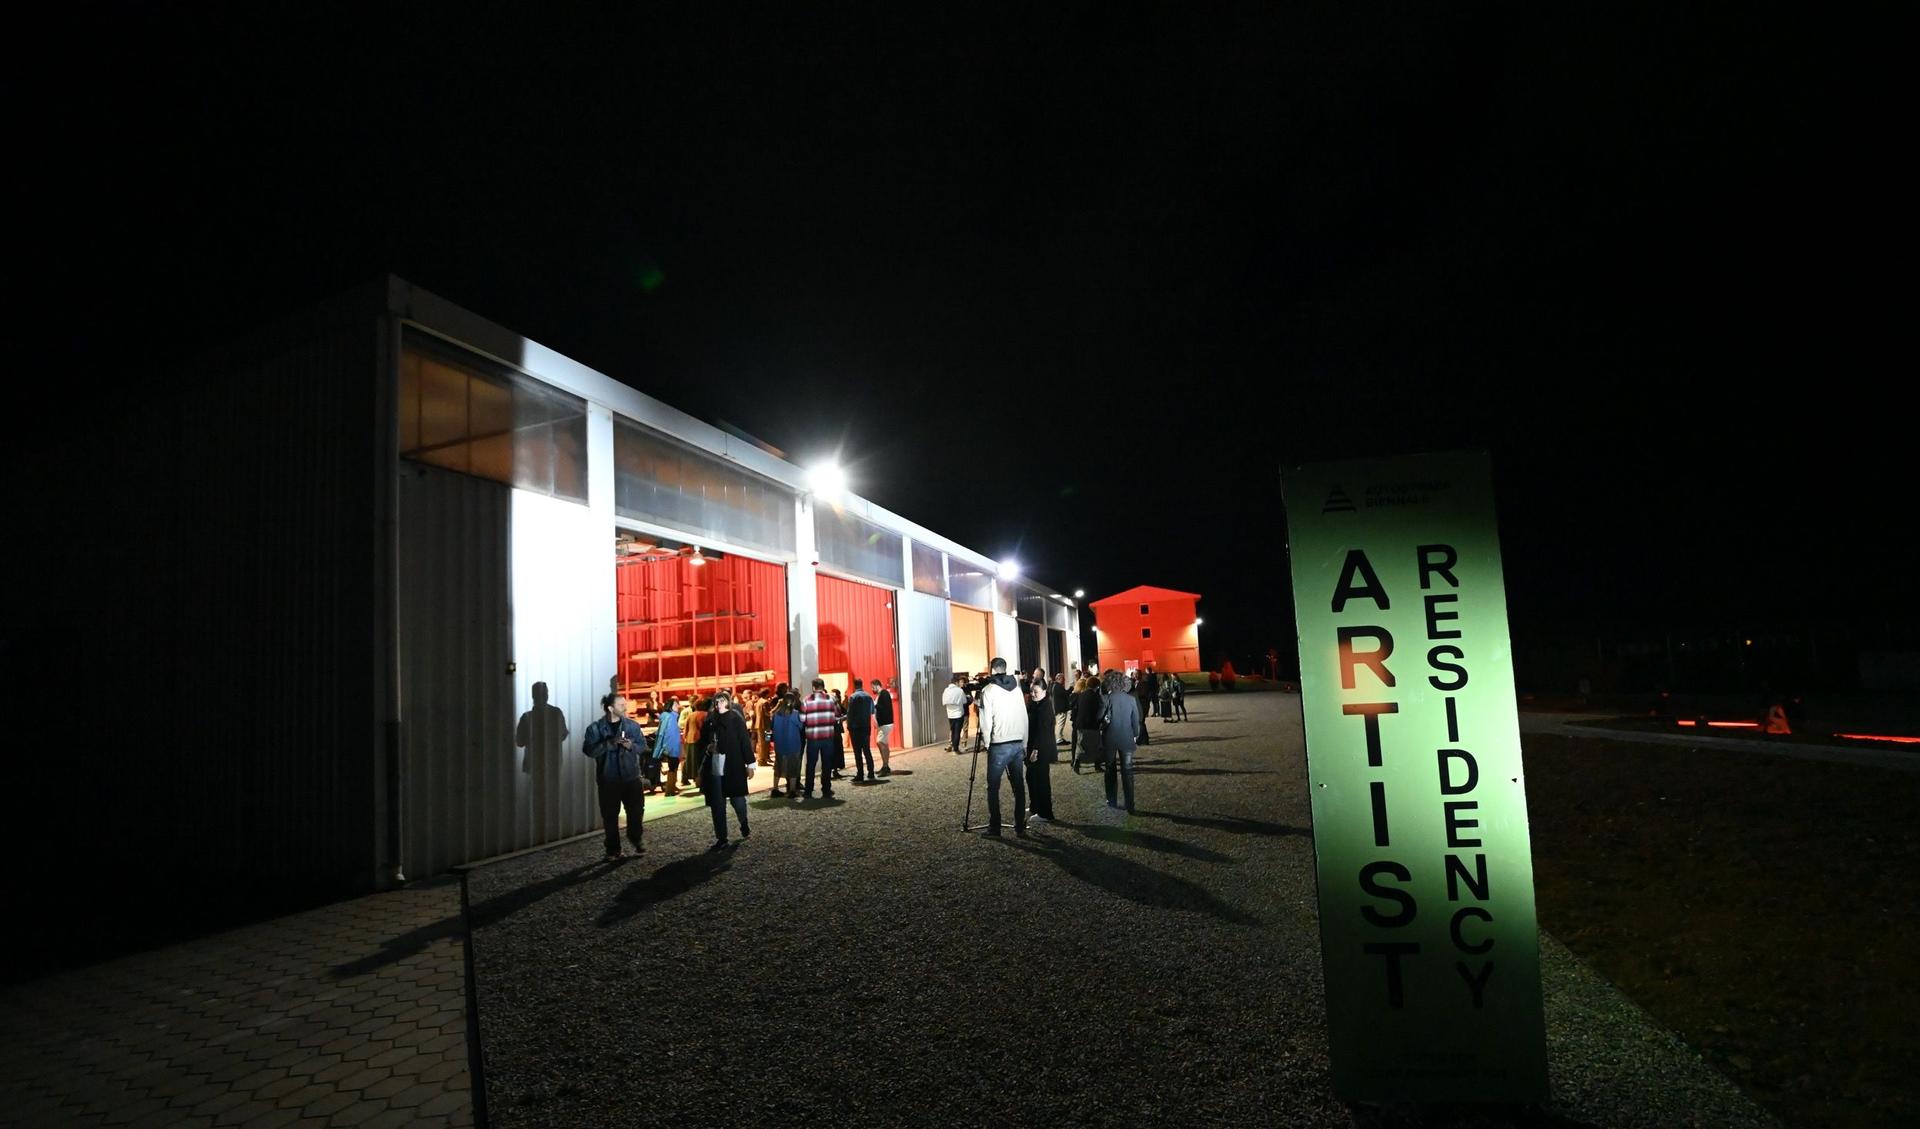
[587,404,618,701]
[896,536,914,744]
[789,494,820,689]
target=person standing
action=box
[582,692,650,861]
[943,674,968,752]
[978,658,1029,838]
[683,696,709,790]
[873,677,896,776]
[846,678,877,782]
[746,688,771,766]
[829,688,848,780]
[1158,672,1177,722]
[1102,670,1142,812]
[700,690,754,849]
[1073,674,1105,773]
[652,696,683,794]
[801,679,838,799]
[771,693,804,799]
[1025,672,1057,824]
[1051,671,1072,744]
[1171,674,1189,721]
[1131,672,1152,746]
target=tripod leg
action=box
[963,742,981,831]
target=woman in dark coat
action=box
[1023,671,1057,822]
[700,691,756,849]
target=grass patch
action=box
[1524,732,1920,1128]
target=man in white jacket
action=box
[977,657,1030,837]
[943,674,969,753]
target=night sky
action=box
[16,4,1910,668]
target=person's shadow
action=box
[515,681,569,777]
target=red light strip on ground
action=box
[1675,720,1762,729]
[1835,733,1920,745]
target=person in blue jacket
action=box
[651,696,683,795]
[770,693,805,799]
[583,692,650,861]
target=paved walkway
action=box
[0,881,475,1129]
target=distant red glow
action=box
[1836,733,1920,745]
[1675,720,1761,729]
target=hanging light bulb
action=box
[688,546,707,567]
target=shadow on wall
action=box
[793,613,818,687]
[514,682,570,844]
[914,649,951,747]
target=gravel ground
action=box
[467,693,1773,1128]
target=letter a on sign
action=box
[1282,450,1548,1103]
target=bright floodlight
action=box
[1073,588,1085,598]
[1195,617,1204,626]
[808,462,847,502]
[997,559,1021,581]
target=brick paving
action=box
[0,879,474,1128]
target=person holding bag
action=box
[701,690,756,850]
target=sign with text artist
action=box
[1282,449,1547,1103]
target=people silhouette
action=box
[516,682,571,776]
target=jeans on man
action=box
[1104,745,1136,811]
[985,741,1028,832]
[850,725,875,778]
[710,793,749,842]
[804,739,837,795]
[948,716,965,751]
[597,777,646,856]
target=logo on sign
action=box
[1323,485,1358,514]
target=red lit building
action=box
[1090,586,1202,673]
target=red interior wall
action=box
[816,573,899,686]
[616,553,789,698]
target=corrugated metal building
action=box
[69,276,1081,894]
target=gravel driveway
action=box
[466,693,1772,1128]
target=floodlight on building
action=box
[1195,617,1204,626]
[807,462,847,504]
[997,560,1021,581]
[1073,589,1085,598]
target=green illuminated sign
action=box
[1283,450,1547,1103]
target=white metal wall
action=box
[994,611,1021,669]
[509,489,604,851]
[901,590,953,749]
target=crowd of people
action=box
[582,662,1184,855]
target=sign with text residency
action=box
[1283,450,1547,1102]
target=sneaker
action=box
[983,827,1002,838]
[770,789,784,798]
[1028,813,1047,823]
[708,841,729,852]
[878,767,891,776]
[604,853,622,863]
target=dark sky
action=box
[16,4,1911,666]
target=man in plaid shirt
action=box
[801,677,838,799]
